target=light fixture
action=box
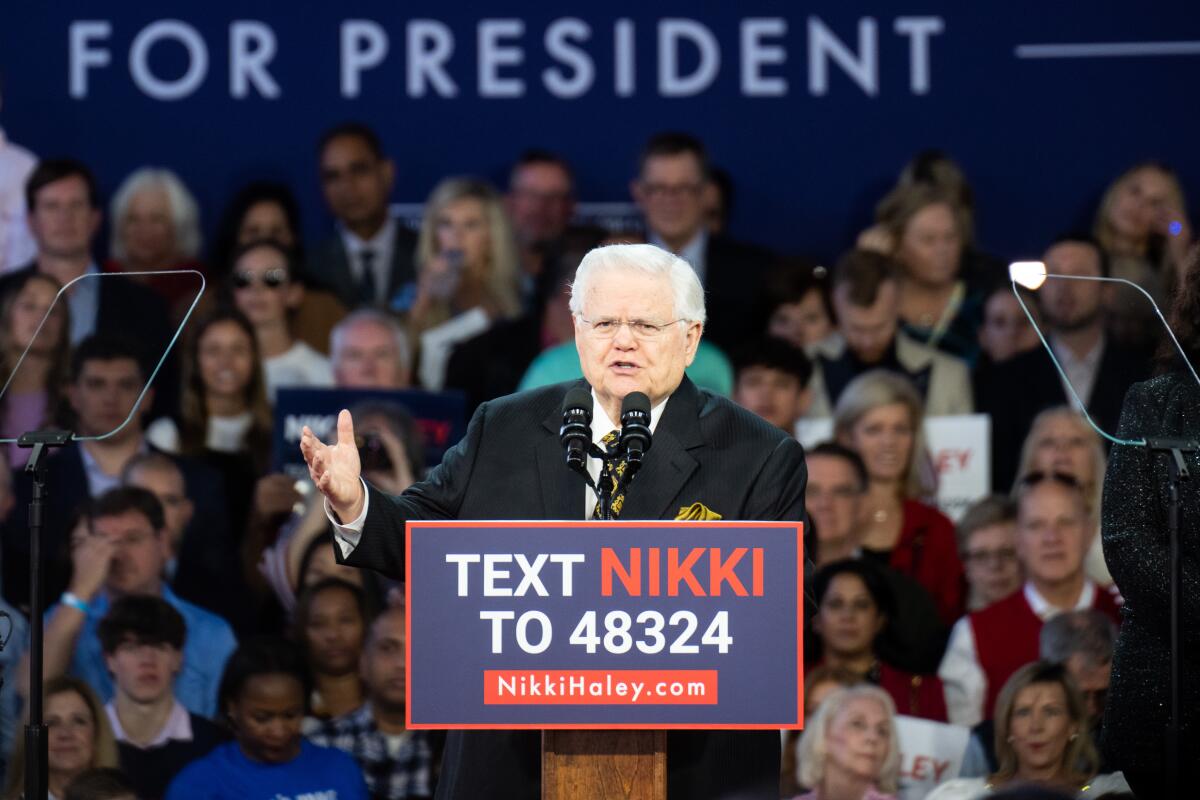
[1008,261,1047,290]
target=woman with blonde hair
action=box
[858,183,986,362]
[408,177,522,389]
[927,661,1128,798]
[1012,407,1112,586]
[4,676,121,800]
[792,684,901,800]
[1092,161,1192,349]
[834,370,965,624]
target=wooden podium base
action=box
[542,731,667,799]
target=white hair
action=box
[568,243,706,325]
[796,684,901,794]
[330,308,411,373]
[109,167,202,261]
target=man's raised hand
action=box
[299,409,364,522]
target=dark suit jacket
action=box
[702,235,778,353]
[0,264,178,420]
[303,222,418,309]
[977,338,1150,490]
[1,440,237,620]
[337,377,808,800]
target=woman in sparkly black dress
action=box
[1100,248,1200,797]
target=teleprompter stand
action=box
[18,429,73,800]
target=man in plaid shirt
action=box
[309,605,441,799]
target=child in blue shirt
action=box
[166,637,367,800]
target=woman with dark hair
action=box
[928,661,1128,798]
[0,270,70,466]
[1098,247,1200,797]
[293,578,368,723]
[808,559,948,721]
[226,239,333,402]
[165,638,367,800]
[147,308,273,561]
[208,181,304,281]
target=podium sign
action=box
[405,520,804,729]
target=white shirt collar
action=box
[1024,579,1096,620]
[648,230,708,283]
[105,699,193,749]
[340,215,395,255]
[589,389,668,443]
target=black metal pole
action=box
[18,431,73,800]
[1165,451,1183,795]
[1144,438,1193,796]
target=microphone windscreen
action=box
[621,391,651,417]
[563,387,593,419]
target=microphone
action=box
[619,392,653,468]
[560,387,593,471]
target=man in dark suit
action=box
[630,132,776,353]
[301,243,806,800]
[977,234,1150,489]
[305,123,418,310]
[0,158,177,418]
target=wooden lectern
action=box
[543,731,666,799]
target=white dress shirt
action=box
[649,230,708,285]
[326,390,668,558]
[0,128,37,273]
[340,216,397,305]
[939,580,1097,727]
[1050,332,1105,410]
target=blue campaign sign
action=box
[405,520,804,729]
[273,386,466,476]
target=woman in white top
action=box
[228,239,333,403]
[927,661,1128,799]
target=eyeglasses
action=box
[577,316,686,339]
[233,269,288,290]
[964,547,1018,567]
[639,182,704,200]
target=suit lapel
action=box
[619,378,703,520]
[536,389,588,520]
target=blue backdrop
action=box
[1,1,1196,264]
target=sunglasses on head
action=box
[1018,470,1082,490]
[233,268,288,290]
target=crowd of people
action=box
[0,117,1195,800]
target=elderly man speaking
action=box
[301,243,806,800]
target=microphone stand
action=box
[18,429,73,800]
[1143,436,1195,794]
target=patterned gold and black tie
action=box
[591,429,629,519]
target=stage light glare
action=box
[1009,260,1048,290]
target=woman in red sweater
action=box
[833,369,965,624]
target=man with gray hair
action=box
[300,242,807,800]
[330,308,411,389]
[1039,608,1115,727]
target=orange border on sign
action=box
[404,520,804,730]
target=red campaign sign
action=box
[405,521,804,730]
